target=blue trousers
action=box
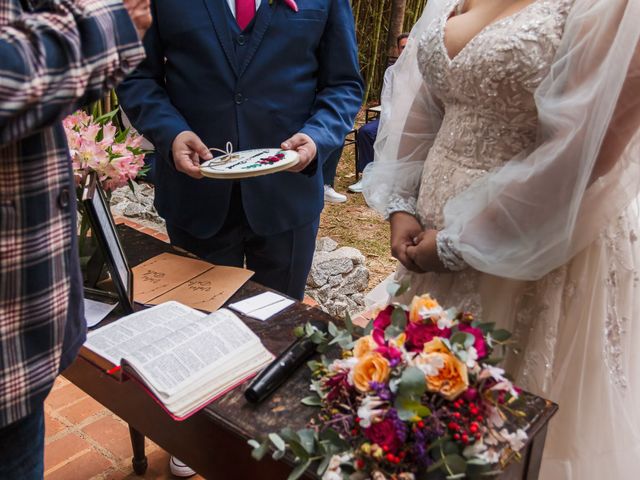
[0,404,45,480]
[167,183,318,301]
[356,119,379,174]
[322,147,343,187]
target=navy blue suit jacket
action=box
[117,0,363,237]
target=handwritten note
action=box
[132,253,254,312]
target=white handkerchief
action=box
[228,292,294,321]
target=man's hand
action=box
[123,0,153,40]
[281,133,317,172]
[406,229,447,273]
[390,212,425,273]
[171,131,212,179]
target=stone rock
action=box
[305,237,370,318]
[316,237,338,252]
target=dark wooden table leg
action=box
[524,423,549,479]
[129,425,148,475]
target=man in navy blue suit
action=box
[117,0,363,308]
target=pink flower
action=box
[371,306,394,346]
[283,0,298,12]
[405,322,451,352]
[458,324,488,359]
[363,418,402,453]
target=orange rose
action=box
[424,351,468,401]
[354,336,378,358]
[409,294,441,323]
[352,352,391,392]
[423,337,449,354]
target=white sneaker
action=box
[170,456,196,477]
[324,185,347,203]
[348,179,363,193]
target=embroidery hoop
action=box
[200,143,300,179]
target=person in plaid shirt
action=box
[0,1,150,477]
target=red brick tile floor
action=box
[44,376,205,480]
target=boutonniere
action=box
[268,0,299,12]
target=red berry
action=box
[476,415,484,422]
[355,459,365,470]
[351,429,358,435]
[448,422,459,431]
[453,412,461,419]
[417,421,425,429]
[462,434,469,444]
[470,424,479,433]
[382,445,389,453]
[475,433,482,440]
[386,453,394,462]
[453,433,461,440]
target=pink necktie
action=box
[236,0,255,31]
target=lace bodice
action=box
[388,0,574,224]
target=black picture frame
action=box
[81,174,134,314]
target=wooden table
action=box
[64,225,557,479]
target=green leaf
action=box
[395,279,411,297]
[316,454,331,476]
[397,367,427,397]
[287,439,309,461]
[319,428,349,451]
[386,281,402,297]
[450,332,474,348]
[491,329,512,342]
[343,311,355,335]
[250,439,270,461]
[272,449,285,460]
[247,439,261,449]
[391,306,408,330]
[363,319,374,335]
[477,322,496,334]
[293,326,305,338]
[396,398,431,421]
[444,454,467,475]
[328,321,339,337]
[287,458,312,480]
[269,433,286,452]
[298,429,316,454]
[279,427,300,444]
[301,395,322,407]
[482,357,504,366]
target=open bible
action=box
[83,302,274,420]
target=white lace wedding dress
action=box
[383,0,640,478]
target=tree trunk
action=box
[386,0,407,63]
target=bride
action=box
[362,0,640,478]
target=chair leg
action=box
[129,425,148,475]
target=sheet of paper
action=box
[149,265,254,312]
[228,292,294,321]
[132,253,212,304]
[247,298,294,321]
[84,298,118,328]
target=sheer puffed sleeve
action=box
[440,0,640,280]
[362,0,446,218]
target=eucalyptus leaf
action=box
[298,429,316,454]
[301,395,322,407]
[328,321,339,337]
[250,439,270,461]
[293,325,305,338]
[272,449,285,460]
[287,439,309,460]
[386,281,402,297]
[288,459,312,480]
[477,322,496,334]
[363,319,374,335]
[385,325,404,341]
[395,279,411,297]
[320,428,349,451]
[268,433,286,452]
[247,439,261,449]
[317,454,331,476]
[343,311,355,335]
[450,332,474,348]
[397,367,427,397]
[491,329,512,342]
[391,306,408,330]
[279,427,300,444]
[444,454,467,475]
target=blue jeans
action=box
[0,404,45,480]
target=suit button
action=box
[58,188,70,209]
[237,35,246,46]
[235,93,244,105]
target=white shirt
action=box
[226,0,262,18]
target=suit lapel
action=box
[202,0,239,77]
[239,0,276,76]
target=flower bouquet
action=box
[62,109,147,257]
[250,287,527,480]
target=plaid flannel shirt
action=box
[0,0,144,428]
